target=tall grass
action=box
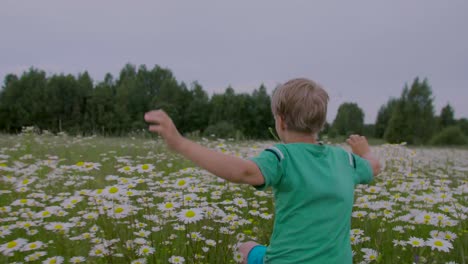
[0,133,466,263]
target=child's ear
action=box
[278,115,287,130]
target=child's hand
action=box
[346,134,370,157]
[144,110,183,151]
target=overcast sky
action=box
[1,1,467,123]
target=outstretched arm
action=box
[346,135,381,176]
[144,110,264,185]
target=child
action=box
[144,78,380,263]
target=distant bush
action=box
[203,121,243,139]
[429,126,467,146]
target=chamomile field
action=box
[0,132,467,264]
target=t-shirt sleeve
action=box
[350,153,374,185]
[249,149,283,190]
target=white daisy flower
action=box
[426,238,453,252]
[183,193,198,203]
[259,212,273,220]
[352,211,368,218]
[89,244,108,257]
[118,166,134,174]
[361,248,379,262]
[178,208,204,224]
[69,256,86,263]
[233,198,248,208]
[233,252,244,263]
[174,179,190,189]
[20,241,45,251]
[131,258,147,264]
[137,164,154,173]
[137,245,155,256]
[42,256,64,264]
[107,204,134,219]
[134,229,150,238]
[44,222,74,233]
[168,255,185,264]
[206,239,217,246]
[0,238,28,255]
[407,237,425,247]
[102,185,126,199]
[157,201,181,211]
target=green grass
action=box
[0,134,467,263]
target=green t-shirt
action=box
[250,143,373,264]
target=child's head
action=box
[271,78,329,136]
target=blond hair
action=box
[271,78,329,134]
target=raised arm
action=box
[346,135,381,176]
[144,110,264,185]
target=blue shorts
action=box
[247,245,267,264]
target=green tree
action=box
[430,126,467,146]
[385,78,435,144]
[0,69,48,132]
[375,98,398,138]
[439,104,455,129]
[331,102,365,136]
[87,73,116,135]
[249,84,274,138]
[183,82,211,134]
[457,118,468,136]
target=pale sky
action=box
[1,1,467,123]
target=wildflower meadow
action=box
[0,132,467,264]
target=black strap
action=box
[265,149,281,162]
[352,154,356,169]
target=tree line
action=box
[0,64,273,139]
[327,77,468,145]
[0,64,467,144]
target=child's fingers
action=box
[149,125,164,134]
[145,110,165,124]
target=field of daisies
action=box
[0,132,467,264]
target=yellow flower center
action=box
[143,248,149,253]
[178,180,186,186]
[7,241,17,248]
[42,211,50,217]
[22,179,29,184]
[142,164,149,170]
[124,166,131,171]
[54,224,63,229]
[76,161,84,166]
[115,207,124,213]
[29,243,37,249]
[424,215,431,220]
[412,241,420,246]
[109,187,119,194]
[434,241,443,247]
[50,259,57,264]
[185,211,196,218]
[165,203,173,209]
[20,199,28,204]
